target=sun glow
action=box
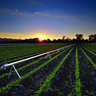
[38,36,45,41]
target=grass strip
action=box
[33,46,74,96]
[80,47,96,69]
[0,46,71,93]
[75,46,82,96]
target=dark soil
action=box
[0,47,72,96]
[34,46,76,96]
[81,46,96,63]
[78,46,96,95]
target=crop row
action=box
[75,46,82,96]
[0,46,35,59]
[0,47,69,89]
[0,55,45,79]
[0,53,39,65]
[0,44,70,60]
[0,45,72,94]
[0,44,70,65]
[33,46,74,96]
[31,44,95,96]
[79,43,96,50]
[0,48,50,63]
[82,46,96,56]
[0,47,67,79]
[1,43,96,95]
[80,47,96,69]
[78,45,96,95]
[83,46,96,52]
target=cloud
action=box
[33,12,69,18]
[0,8,95,26]
[34,12,40,15]
[0,8,77,20]
[0,8,68,19]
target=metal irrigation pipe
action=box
[0,44,75,69]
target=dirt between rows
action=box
[78,46,96,95]
[39,46,76,96]
[81,46,96,63]
[1,47,72,96]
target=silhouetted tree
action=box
[89,35,94,41]
[57,39,62,43]
[94,34,96,40]
[76,34,83,41]
[62,36,65,41]
[89,34,96,42]
[53,39,57,43]
[1,33,96,43]
[65,37,71,42]
[47,39,51,43]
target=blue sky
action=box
[0,0,96,39]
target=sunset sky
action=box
[0,0,96,40]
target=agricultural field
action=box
[0,43,96,96]
[0,43,70,65]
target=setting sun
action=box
[38,36,45,41]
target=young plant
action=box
[80,47,96,69]
[33,46,74,96]
[75,46,82,96]
[0,46,71,93]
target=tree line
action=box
[0,34,96,43]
